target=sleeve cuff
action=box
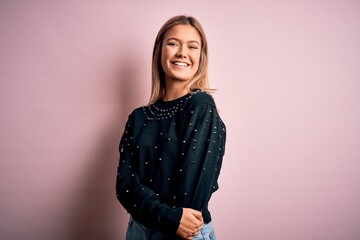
[160,207,183,234]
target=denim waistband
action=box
[125,216,216,240]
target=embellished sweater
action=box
[116,90,226,236]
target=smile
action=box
[171,61,189,67]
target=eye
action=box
[167,42,178,47]
[189,45,199,50]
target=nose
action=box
[176,45,187,58]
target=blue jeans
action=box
[125,217,216,240]
[192,221,216,240]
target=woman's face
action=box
[161,24,201,84]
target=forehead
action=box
[164,24,201,43]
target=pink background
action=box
[1,0,360,239]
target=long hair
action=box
[148,15,213,104]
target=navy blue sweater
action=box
[116,90,226,237]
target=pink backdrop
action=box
[1,1,360,239]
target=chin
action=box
[174,76,193,82]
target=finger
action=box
[194,217,204,227]
[192,210,203,222]
[195,224,203,232]
[194,221,203,228]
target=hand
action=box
[176,208,204,239]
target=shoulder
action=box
[127,106,144,116]
[124,105,148,123]
[187,91,216,107]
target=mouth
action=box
[171,61,190,67]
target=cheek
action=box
[192,54,201,68]
[161,48,173,64]
[160,49,168,70]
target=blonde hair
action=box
[148,15,213,104]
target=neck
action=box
[163,79,190,101]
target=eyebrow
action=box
[165,37,200,45]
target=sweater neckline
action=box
[142,90,200,121]
[156,92,193,108]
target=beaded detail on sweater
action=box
[142,90,201,120]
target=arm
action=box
[116,113,182,233]
[176,96,226,211]
[175,98,226,239]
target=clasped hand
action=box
[176,208,204,239]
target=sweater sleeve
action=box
[116,112,182,234]
[176,93,226,210]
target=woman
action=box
[116,15,226,240]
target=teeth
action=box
[173,62,188,67]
